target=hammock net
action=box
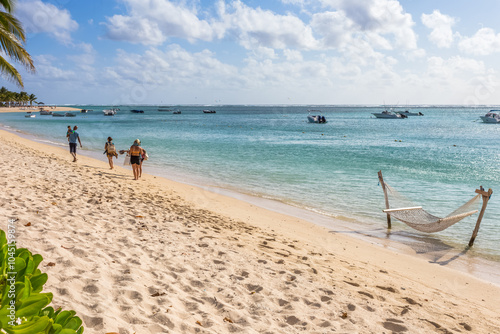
[382,183,480,233]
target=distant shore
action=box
[0,106,81,113]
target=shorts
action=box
[69,143,77,153]
[131,155,141,165]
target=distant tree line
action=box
[0,86,37,107]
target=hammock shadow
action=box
[329,227,470,266]
[385,230,471,265]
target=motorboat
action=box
[103,109,117,116]
[307,115,327,123]
[65,112,76,117]
[39,109,52,115]
[173,111,181,114]
[307,110,327,123]
[158,106,172,112]
[80,109,88,113]
[24,112,35,118]
[397,110,424,116]
[203,110,216,113]
[372,110,407,119]
[130,109,144,113]
[52,113,65,117]
[480,110,500,123]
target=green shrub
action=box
[0,229,84,333]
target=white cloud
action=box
[458,28,500,55]
[32,55,76,80]
[103,0,216,45]
[317,0,417,50]
[217,0,318,50]
[16,0,78,44]
[421,10,456,48]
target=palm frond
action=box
[0,54,23,87]
[0,11,26,42]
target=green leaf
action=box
[0,230,6,248]
[31,254,43,273]
[40,305,55,318]
[64,316,83,330]
[54,310,75,325]
[30,273,48,292]
[2,316,51,334]
[59,329,79,334]
[16,293,52,318]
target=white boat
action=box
[307,115,327,123]
[24,112,35,118]
[398,110,424,116]
[372,110,407,119]
[480,110,500,123]
[103,108,117,116]
[307,110,327,123]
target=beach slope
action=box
[0,129,499,333]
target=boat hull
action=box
[480,116,500,123]
[372,113,401,119]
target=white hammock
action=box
[381,183,480,233]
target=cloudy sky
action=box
[4,0,500,105]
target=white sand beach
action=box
[0,106,80,113]
[1,129,499,333]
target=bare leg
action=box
[108,156,114,169]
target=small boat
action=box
[52,113,65,117]
[203,110,216,113]
[103,109,117,116]
[398,110,424,116]
[39,109,52,115]
[80,109,88,113]
[158,106,172,112]
[307,110,327,123]
[65,112,76,117]
[372,110,407,119]
[24,112,35,118]
[130,109,144,113]
[480,110,500,123]
[173,111,181,114]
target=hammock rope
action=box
[381,183,481,233]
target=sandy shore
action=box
[0,106,81,113]
[1,129,499,333]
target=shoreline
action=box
[0,106,81,113]
[3,122,500,286]
[1,129,500,332]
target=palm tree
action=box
[28,93,36,106]
[0,0,35,88]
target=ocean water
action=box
[2,105,499,265]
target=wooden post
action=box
[468,187,493,247]
[378,170,391,229]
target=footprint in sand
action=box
[382,318,408,332]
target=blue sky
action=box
[3,0,500,105]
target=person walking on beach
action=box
[104,137,118,169]
[68,125,82,162]
[128,139,144,180]
[139,148,147,178]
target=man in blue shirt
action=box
[68,125,82,162]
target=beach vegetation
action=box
[0,0,35,88]
[0,229,84,333]
[0,86,36,107]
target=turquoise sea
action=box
[2,105,499,277]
